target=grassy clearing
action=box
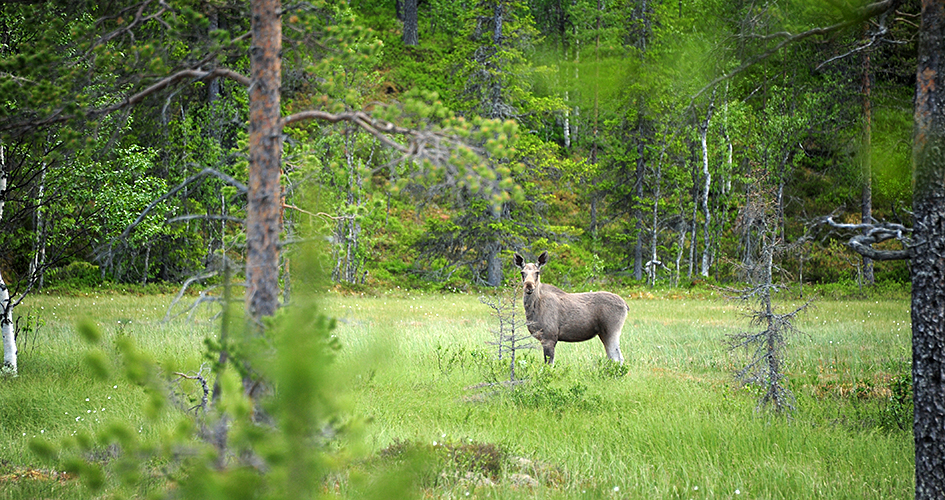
[0,289,913,498]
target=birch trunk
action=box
[699,103,714,278]
[0,146,13,375]
[1,270,14,375]
[647,158,662,287]
[29,164,46,288]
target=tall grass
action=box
[0,290,912,498]
[328,292,913,498]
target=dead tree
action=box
[479,283,535,383]
[726,184,811,414]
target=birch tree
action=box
[0,146,13,374]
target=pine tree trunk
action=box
[245,0,284,319]
[912,2,945,497]
[402,0,419,46]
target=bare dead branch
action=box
[172,365,210,415]
[163,270,222,323]
[824,216,912,261]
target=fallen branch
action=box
[823,216,911,261]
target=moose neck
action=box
[523,282,542,310]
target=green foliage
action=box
[44,262,102,291]
[0,0,921,299]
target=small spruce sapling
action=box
[725,190,811,414]
[479,282,536,384]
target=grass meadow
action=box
[0,288,913,499]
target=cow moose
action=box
[514,251,629,365]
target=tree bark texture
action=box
[0,147,13,375]
[0,271,14,375]
[699,103,713,278]
[912,1,945,497]
[402,0,418,46]
[246,0,283,319]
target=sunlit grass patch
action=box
[0,290,914,499]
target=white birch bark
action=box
[29,163,46,288]
[699,106,713,278]
[563,91,570,148]
[0,145,14,375]
[1,271,15,375]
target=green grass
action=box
[0,290,913,498]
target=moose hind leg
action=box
[600,334,624,364]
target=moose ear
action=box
[537,251,548,267]
[513,253,525,268]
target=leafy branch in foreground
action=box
[29,243,426,499]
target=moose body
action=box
[514,252,629,365]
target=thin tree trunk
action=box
[689,152,699,280]
[648,155,662,287]
[245,0,284,319]
[861,36,874,286]
[0,146,13,375]
[29,163,46,289]
[402,0,418,46]
[1,270,14,375]
[208,7,221,106]
[633,138,645,281]
[699,101,714,278]
[675,219,685,287]
[563,91,571,148]
[141,245,150,285]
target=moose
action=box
[514,251,629,365]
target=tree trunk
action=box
[699,102,714,278]
[648,156,662,287]
[29,162,46,289]
[861,37,874,286]
[912,2,945,497]
[0,147,13,375]
[245,0,284,319]
[675,220,685,287]
[402,0,418,46]
[633,138,645,281]
[0,270,14,375]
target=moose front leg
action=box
[541,339,557,365]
